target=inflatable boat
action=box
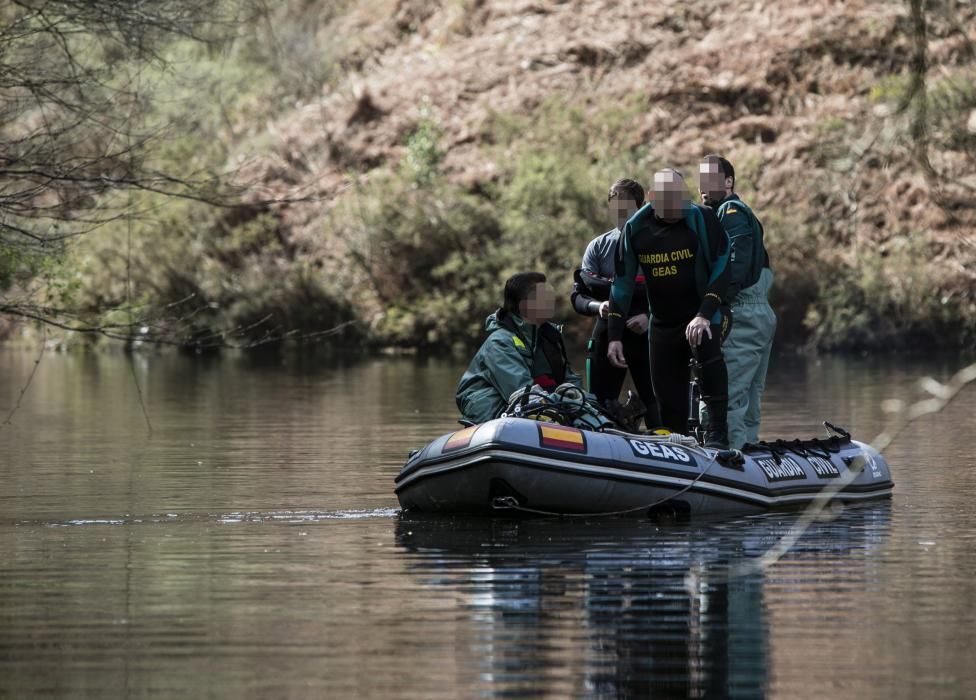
[394,418,893,518]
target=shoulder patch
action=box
[512,336,526,349]
[724,207,738,215]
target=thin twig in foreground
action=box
[1,328,47,428]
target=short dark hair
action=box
[608,178,645,207]
[703,154,735,189]
[503,272,546,315]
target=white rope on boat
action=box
[601,428,701,448]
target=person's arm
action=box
[717,203,757,304]
[572,237,614,315]
[608,225,639,342]
[571,269,607,316]
[697,206,731,322]
[579,269,613,299]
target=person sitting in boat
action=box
[699,155,777,449]
[607,168,733,449]
[456,272,582,424]
[571,178,660,429]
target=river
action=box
[1,347,975,698]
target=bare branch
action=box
[0,327,46,429]
[696,361,976,585]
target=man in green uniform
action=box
[699,155,777,448]
[456,272,581,424]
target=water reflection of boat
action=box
[395,418,893,517]
[394,505,891,698]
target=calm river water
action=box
[1,347,975,698]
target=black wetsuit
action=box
[608,204,732,438]
[571,229,659,427]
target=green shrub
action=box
[327,169,505,348]
[67,190,352,348]
[497,149,605,270]
[402,100,445,188]
[761,211,823,346]
[804,233,976,350]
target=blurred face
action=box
[650,170,689,221]
[699,159,731,206]
[519,282,555,324]
[608,194,640,230]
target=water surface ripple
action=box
[1,350,974,698]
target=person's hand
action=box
[608,340,628,368]
[685,315,713,347]
[625,313,648,335]
[598,300,610,319]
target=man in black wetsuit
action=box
[571,178,659,428]
[607,169,732,448]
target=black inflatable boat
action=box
[394,418,893,517]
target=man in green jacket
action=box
[699,155,777,448]
[456,272,582,424]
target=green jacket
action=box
[714,194,769,303]
[456,310,581,424]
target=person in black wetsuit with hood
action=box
[571,178,659,429]
[607,168,732,448]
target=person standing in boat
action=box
[571,178,659,429]
[698,155,777,449]
[456,272,582,424]
[607,168,732,449]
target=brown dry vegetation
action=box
[56,0,976,352]
[236,0,974,352]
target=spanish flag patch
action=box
[725,207,738,214]
[444,425,478,452]
[538,423,587,453]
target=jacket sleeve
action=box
[718,204,757,304]
[482,333,535,407]
[697,206,731,322]
[572,237,613,315]
[571,269,604,315]
[608,222,638,341]
[572,263,648,318]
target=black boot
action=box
[703,396,729,450]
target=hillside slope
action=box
[73,0,976,351]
